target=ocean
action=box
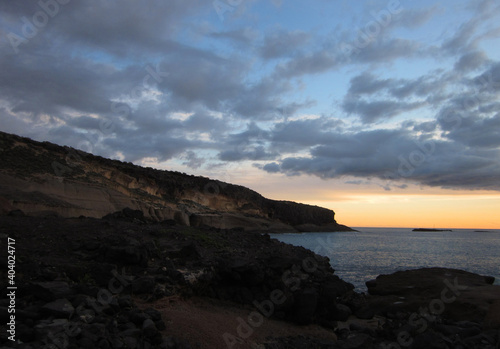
[269,227,500,292]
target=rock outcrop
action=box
[0,214,354,347]
[0,131,353,232]
[363,267,500,326]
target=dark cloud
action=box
[260,29,310,59]
[216,122,275,161]
[354,38,422,63]
[271,117,339,147]
[454,51,490,72]
[210,28,258,45]
[102,131,199,163]
[262,126,500,190]
[0,53,135,116]
[218,146,277,162]
[473,62,500,94]
[273,50,339,79]
[342,98,425,123]
[157,52,247,111]
[262,162,281,173]
[183,112,228,133]
[397,6,440,29]
[345,69,456,102]
[347,72,391,95]
[440,114,500,149]
[182,151,206,170]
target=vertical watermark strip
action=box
[6,237,17,342]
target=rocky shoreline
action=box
[1,211,499,348]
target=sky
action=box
[1,0,499,229]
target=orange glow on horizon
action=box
[241,173,500,230]
[161,162,500,230]
[304,194,500,230]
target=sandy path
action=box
[136,296,337,349]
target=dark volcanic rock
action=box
[103,243,149,267]
[28,281,73,301]
[0,214,355,348]
[41,298,75,318]
[359,267,500,348]
[366,267,493,297]
[365,267,500,323]
[264,335,337,349]
[294,288,319,324]
[103,207,146,222]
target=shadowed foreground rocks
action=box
[0,213,353,348]
[364,268,500,324]
[1,212,499,348]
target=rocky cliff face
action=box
[0,131,353,232]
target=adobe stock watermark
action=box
[213,0,244,21]
[381,277,468,349]
[6,0,71,54]
[340,0,403,61]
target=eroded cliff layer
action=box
[0,131,353,232]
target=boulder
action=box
[28,281,73,301]
[41,298,74,318]
[103,244,149,267]
[294,288,318,325]
[484,299,500,329]
[365,268,500,323]
[131,276,155,295]
[102,207,145,222]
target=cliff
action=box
[0,131,353,232]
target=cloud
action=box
[216,122,276,161]
[262,126,500,190]
[347,72,391,95]
[454,51,490,72]
[440,113,500,149]
[354,38,422,63]
[262,162,281,173]
[260,29,310,59]
[342,98,425,123]
[102,131,199,163]
[0,53,132,116]
[397,5,440,29]
[182,151,206,169]
[157,52,247,111]
[218,146,277,162]
[273,50,339,79]
[210,28,259,45]
[441,2,500,57]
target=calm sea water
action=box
[270,227,500,292]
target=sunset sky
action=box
[1,0,499,229]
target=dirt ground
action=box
[136,296,338,349]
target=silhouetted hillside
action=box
[0,131,352,232]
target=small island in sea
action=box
[412,228,453,232]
